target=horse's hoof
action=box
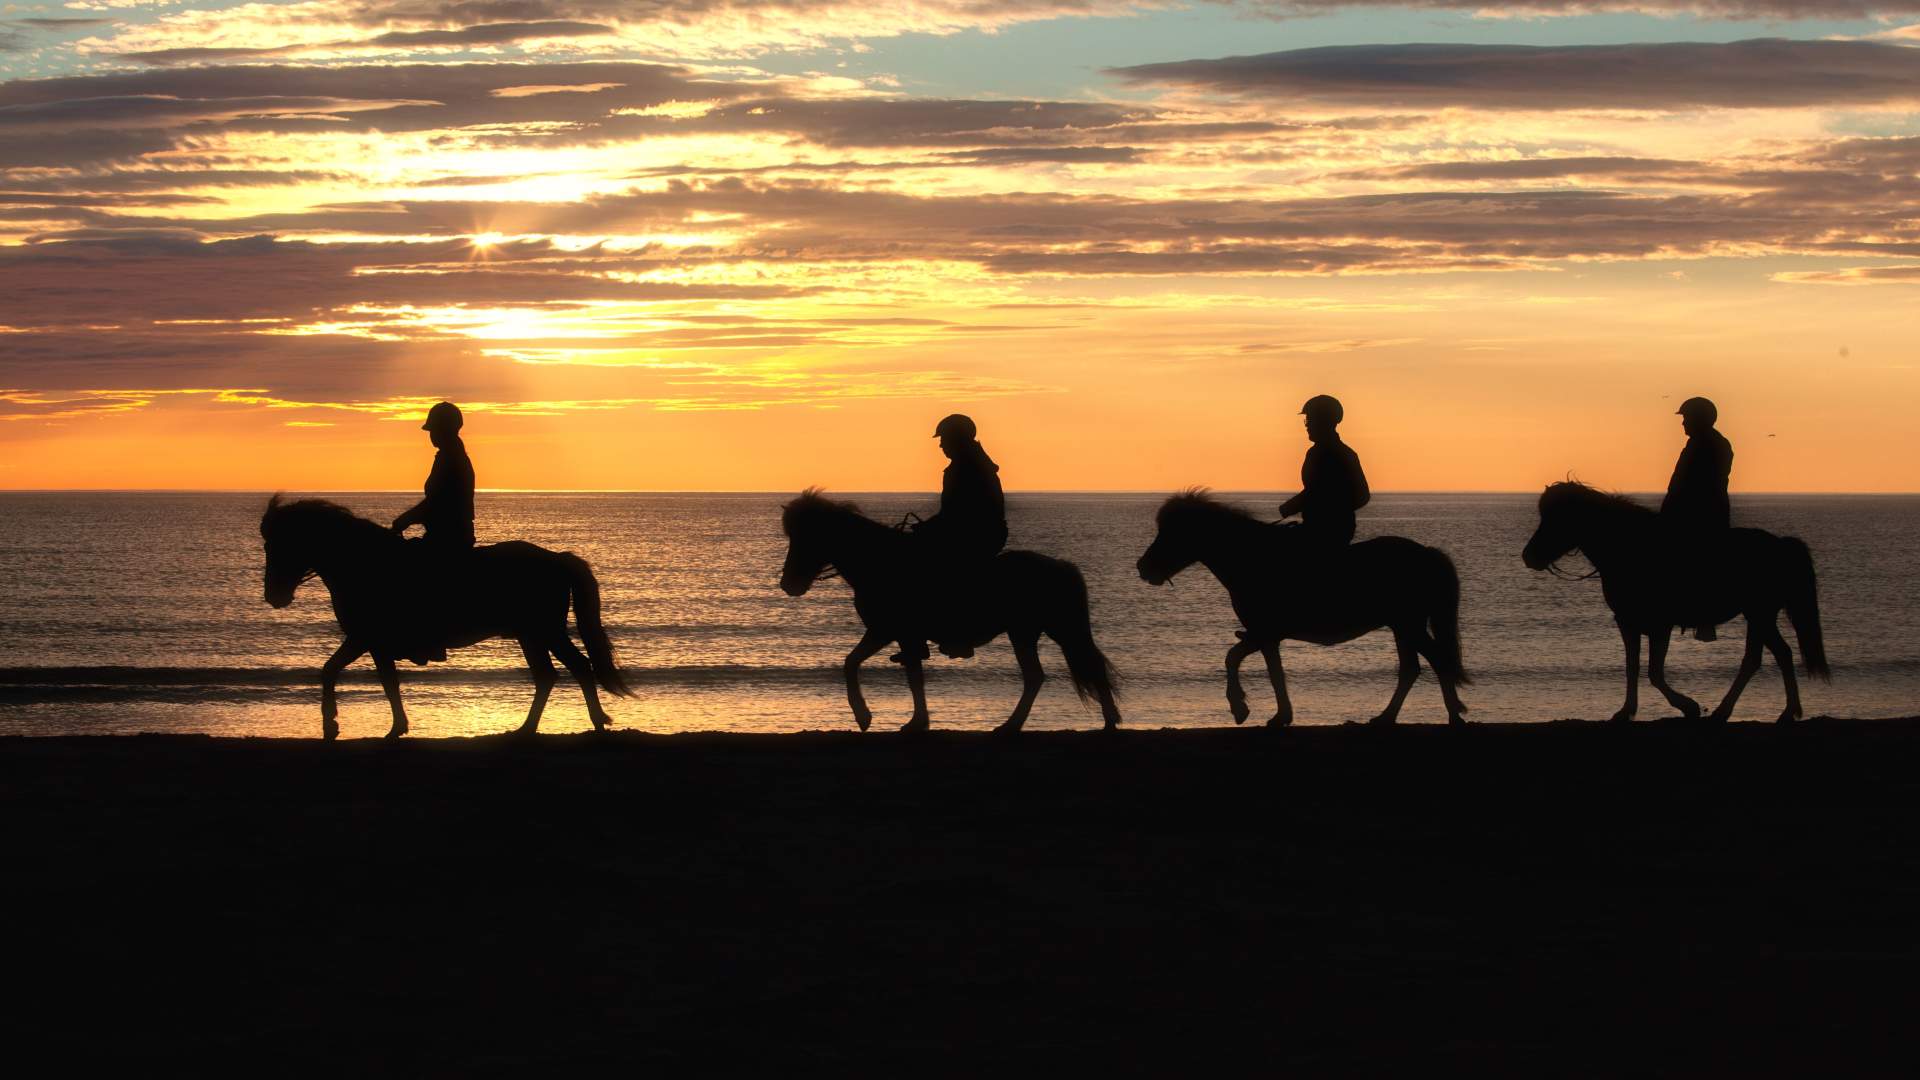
[1775,710,1799,725]
[1367,714,1397,727]
[1228,701,1250,725]
[1608,710,1634,725]
[853,710,873,733]
[1677,700,1702,720]
[322,720,339,741]
[992,722,1021,737]
[1268,713,1293,729]
[900,718,930,736]
[1707,709,1732,724]
[384,727,407,740]
[1448,714,1468,727]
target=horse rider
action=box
[1660,396,1734,640]
[902,413,1009,661]
[392,401,476,554]
[391,401,476,661]
[1278,394,1370,552]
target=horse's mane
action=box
[1541,480,1652,518]
[1156,487,1265,529]
[261,495,403,546]
[781,487,865,537]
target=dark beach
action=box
[7,721,1919,1073]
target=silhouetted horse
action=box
[260,496,630,739]
[1137,490,1469,727]
[779,489,1121,734]
[1523,481,1828,723]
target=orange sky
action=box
[4,8,1920,491]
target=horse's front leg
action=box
[1259,640,1292,728]
[372,653,409,739]
[1646,626,1701,719]
[1612,623,1642,724]
[319,637,366,741]
[1224,635,1257,725]
[843,628,888,732]
[1710,616,1767,723]
[899,642,931,735]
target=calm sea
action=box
[0,492,1915,736]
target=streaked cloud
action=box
[1110,40,1920,110]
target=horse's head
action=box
[780,488,857,597]
[259,495,388,607]
[259,494,309,608]
[1523,480,1620,570]
[1139,488,1246,585]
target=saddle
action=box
[395,539,479,664]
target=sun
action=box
[468,232,509,261]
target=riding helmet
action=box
[423,401,464,433]
[1300,394,1344,425]
[933,413,977,441]
[1676,396,1717,425]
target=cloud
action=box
[1109,39,1920,110]
[83,0,1163,66]
[121,20,618,66]
[1772,264,1920,284]
[1237,0,1920,17]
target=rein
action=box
[1547,560,1600,581]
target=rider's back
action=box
[1661,428,1733,533]
[422,441,477,550]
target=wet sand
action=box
[6,720,1919,1072]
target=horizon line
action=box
[5,487,1919,497]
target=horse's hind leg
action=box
[1763,618,1803,723]
[516,638,558,736]
[996,631,1044,736]
[1710,617,1767,723]
[1412,633,1468,726]
[550,635,613,732]
[1370,629,1423,727]
[372,653,409,739]
[320,637,366,741]
[1259,640,1292,728]
[900,644,932,735]
[1646,627,1701,719]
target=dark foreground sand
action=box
[6,720,1920,1073]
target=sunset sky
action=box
[2,1,1917,491]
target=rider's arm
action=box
[1278,492,1305,517]
[1350,457,1371,511]
[392,500,425,532]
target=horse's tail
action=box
[1424,546,1471,686]
[1782,537,1831,683]
[1046,559,1120,709]
[563,553,632,697]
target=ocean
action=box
[1,491,1915,736]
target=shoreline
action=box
[8,721,1919,1069]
